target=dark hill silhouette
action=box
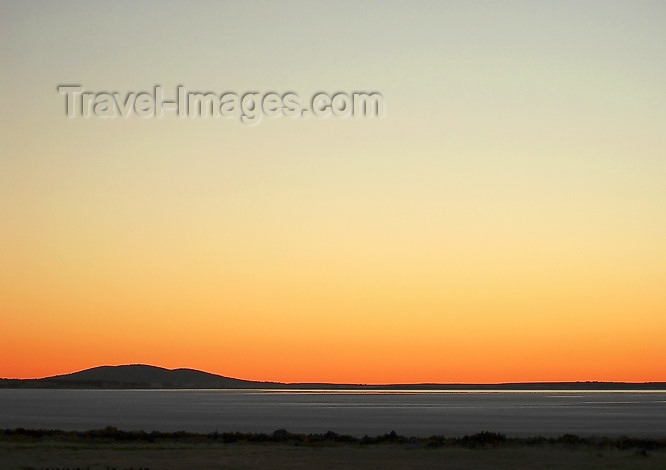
[1,365,664,390]
[0,364,280,389]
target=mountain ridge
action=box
[1,364,665,390]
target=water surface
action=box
[1,389,664,437]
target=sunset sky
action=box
[1,1,665,383]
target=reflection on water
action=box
[0,389,664,437]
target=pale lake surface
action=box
[1,389,665,437]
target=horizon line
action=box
[3,363,665,386]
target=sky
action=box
[1,0,665,383]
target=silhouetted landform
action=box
[0,365,276,389]
[2,427,665,451]
[1,364,665,390]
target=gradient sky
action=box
[1,1,665,383]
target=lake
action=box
[1,389,665,437]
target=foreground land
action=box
[2,429,666,470]
[2,442,665,470]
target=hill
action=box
[0,364,279,389]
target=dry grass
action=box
[2,440,665,470]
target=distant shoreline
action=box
[3,386,666,392]
[2,364,664,390]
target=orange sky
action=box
[2,2,665,383]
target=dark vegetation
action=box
[2,427,665,451]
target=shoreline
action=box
[3,427,666,449]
